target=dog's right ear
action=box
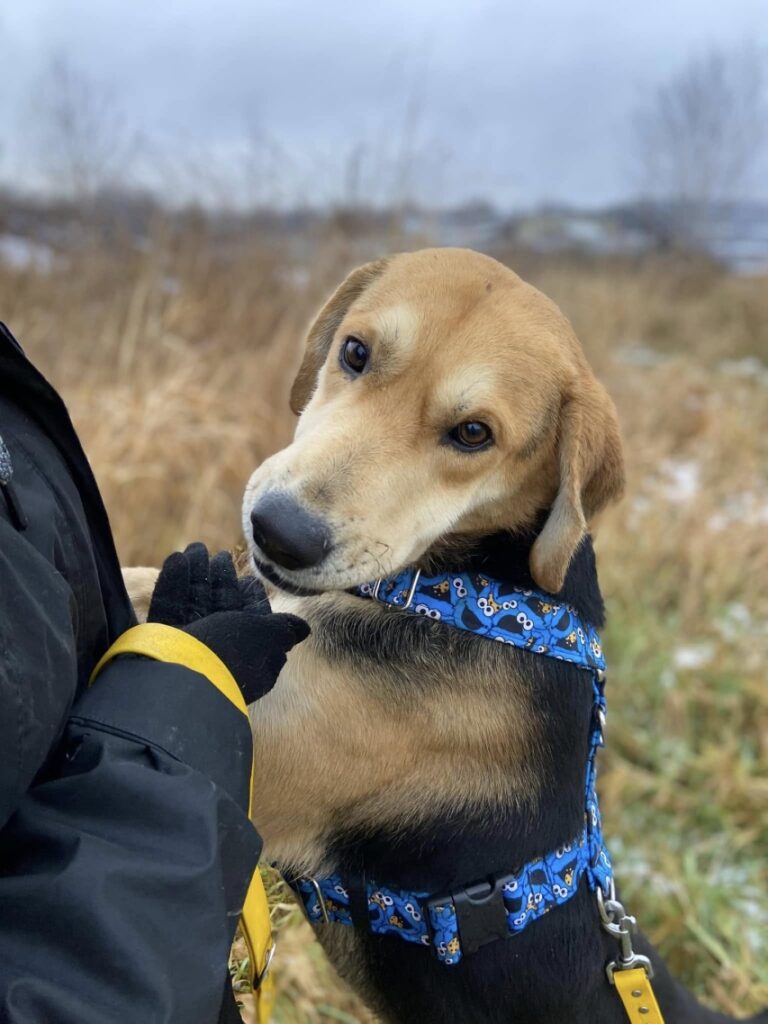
[529,375,624,594]
[290,259,389,415]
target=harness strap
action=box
[359,568,606,674]
[292,819,611,963]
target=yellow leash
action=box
[614,968,665,1023]
[598,884,666,1023]
[240,869,275,1022]
[91,624,275,1023]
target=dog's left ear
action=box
[290,258,389,415]
[529,374,624,594]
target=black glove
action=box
[148,543,309,703]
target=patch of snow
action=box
[611,843,681,895]
[673,644,715,670]
[707,491,768,532]
[714,602,768,641]
[160,275,180,295]
[659,667,676,690]
[722,602,752,630]
[617,343,669,368]
[281,265,311,288]
[719,356,768,386]
[659,459,701,503]
[0,234,55,272]
[626,494,652,529]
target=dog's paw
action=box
[122,566,160,623]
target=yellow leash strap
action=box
[242,869,275,1024]
[614,968,665,1023]
[91,624,275,1021]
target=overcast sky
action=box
[1,0,766,209]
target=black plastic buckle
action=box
[426,875,510,956]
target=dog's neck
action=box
[419,520,606,629]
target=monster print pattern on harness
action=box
[290,569,613,965]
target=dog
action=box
[129,248,764,1023]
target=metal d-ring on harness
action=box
[304,877,331,925]
[371,568,422,609]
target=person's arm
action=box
[0,531,305,1024]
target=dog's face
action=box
[243,248,624,595]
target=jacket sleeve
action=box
[0,524,262,1024]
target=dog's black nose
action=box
[250,491,332,571]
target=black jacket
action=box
[0,324,260,1023]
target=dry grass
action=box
[2,225,766,1020]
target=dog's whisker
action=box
[363,544,390,579]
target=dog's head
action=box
[243,248,623,596]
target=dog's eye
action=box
[340,337,369,374]
[449,421,493,451]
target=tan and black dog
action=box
[129,248,762,1023]
[236,249,763,1023]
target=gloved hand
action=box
[148,542,309,703]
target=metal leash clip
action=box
[596,880,654,984]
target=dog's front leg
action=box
[122,567,160,622]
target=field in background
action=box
[2,225,766,1020]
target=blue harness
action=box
[290,567,614,965]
